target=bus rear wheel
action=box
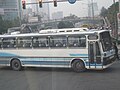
[72,60,86,72]
[11,59,22,71]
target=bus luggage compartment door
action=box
[88,41,102,68]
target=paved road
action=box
[0,61,120,90]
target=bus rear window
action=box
[88,34,98,40]
[100,31,112,51]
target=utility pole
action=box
[47,3,50,20]
[87,0,91,17]
[18,0,22,26]
[91,0,94,26]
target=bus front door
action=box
[88,41,102,69]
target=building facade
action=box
[88,2,99,17]
[0,0,21,20]
[52,11,63,20]
[29,0,50,21]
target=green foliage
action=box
[100,7,108,18]
[100,2,119,27]
[57,21,74,29]
[107,2,119,25]
[64,14,78,20]
[0,16,5,34]
[0,16,20,34]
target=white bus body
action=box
[0,28,116,72]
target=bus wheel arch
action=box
[10,58,22,71]
[71,59,86,72]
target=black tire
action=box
[11,59,22,71]
[72,60,86,72]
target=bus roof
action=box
[0,28,109,38]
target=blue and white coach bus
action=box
[0,28,116,72]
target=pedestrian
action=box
[113,42,119,60]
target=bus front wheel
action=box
[72,60,86,72]
[11,59,22,71]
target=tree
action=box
[64,14,78,20]
[57,21,65,29]
[100,2,119,26]
[100,7,108,18]
[0,15,5,34]
[0,16,21,34]
[57,21,74,29]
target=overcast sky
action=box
[27,0,118,18]
[49,0,115,17]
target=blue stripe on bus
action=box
[0,52,88,58]
[20,57,88,61]
[0,52,91,66]
[22,61,69,65]
[22,61,102,66]
[0,61,7,64]
[0,57,103,67]
[20,58,70,65]
[69,54,88,57]
[86,62,102,66]
[0,52,18,57]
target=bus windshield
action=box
[100,31,112,52]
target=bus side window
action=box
[9,38,16,48]
[17,38,23,48]
[0,38,2,48]
[49,37,54,47]
[68,36,80,47]
[68,35,86,48]
[50,36,67,48]
[32,37,39,48]
[2,38,9,48]
[2,38,17,48]
[38,37,49,48]
[23,37,32,48]
[80,36,86,47]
